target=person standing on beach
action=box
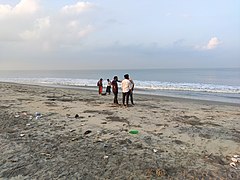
[121,74,131,106]
[97,78,103,95]
[112,76,120,104]
[106,79,111,95]
[129,78,135,105]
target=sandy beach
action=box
[0,82,239,179]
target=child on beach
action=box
[106,79,111,95]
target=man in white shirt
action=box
[121,74,131,106]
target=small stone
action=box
[84,130,92,135]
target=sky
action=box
[0,0,239,70]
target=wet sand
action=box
[0,82,240,179]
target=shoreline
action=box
[0,82,239,179]
[1,81,240,106]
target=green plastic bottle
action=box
[129,130,139,134]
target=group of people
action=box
[97,74,134,106]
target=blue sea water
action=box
[0,68,239,104]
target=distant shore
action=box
[0,82,239,179]
[2,81,240,105]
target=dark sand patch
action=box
[83,110,114,116]
[106,116,129,124]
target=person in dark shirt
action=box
[111,76,120,104]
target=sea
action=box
[0,68,240,104]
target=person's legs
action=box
[114,93,118,104]
[99,87,102,94]
[122,92,126,105]
[130,92,134,105]
[106,86,110,94]
[126,91,130,105]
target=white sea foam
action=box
[1,78,239,94]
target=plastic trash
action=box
[103,155,109,159]
[129,130,139,134]
[35,112,41,116]
[153,149,158,153]
[35,112,42,119]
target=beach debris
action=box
[129,130,139,134]
[22,112,27,116]
[229,155,240,169]
[153,149,158,153]
[103,143,111,148]
[71,138,78,141]
[20,133,25,137]
[29,115,33,120]
[14,113,20,118]
[231,157,238,163]
[26,123,31,126]
[180,147,186,150]
[35,112,41,116]
[69,129,76,132]
[75,114,79,118]
[101,121,107,124]
[84,130,92,135]
[81,123,85,126]
[35,112,42,119]
[146,168,166,177]
[123,147,127,151]
[103,155,109,159]
[230,162,237,169]
[40,152,52,159]
[95,138,103,142]
[66,114,71,117]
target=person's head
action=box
[114,76,118,80]
[124,74,129,79]
[107,79,110,82]
[100,78,103,81]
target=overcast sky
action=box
[0,0,239,70]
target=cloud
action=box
[20,17,50,40]
[195,37,221,50]
[206,37,221,50]
[0,0,98,52]
[78,25,94,38]
[0,0,39,18]
[61,2,95,14]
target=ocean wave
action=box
[134,80,240,94]
[1,78,240,94]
